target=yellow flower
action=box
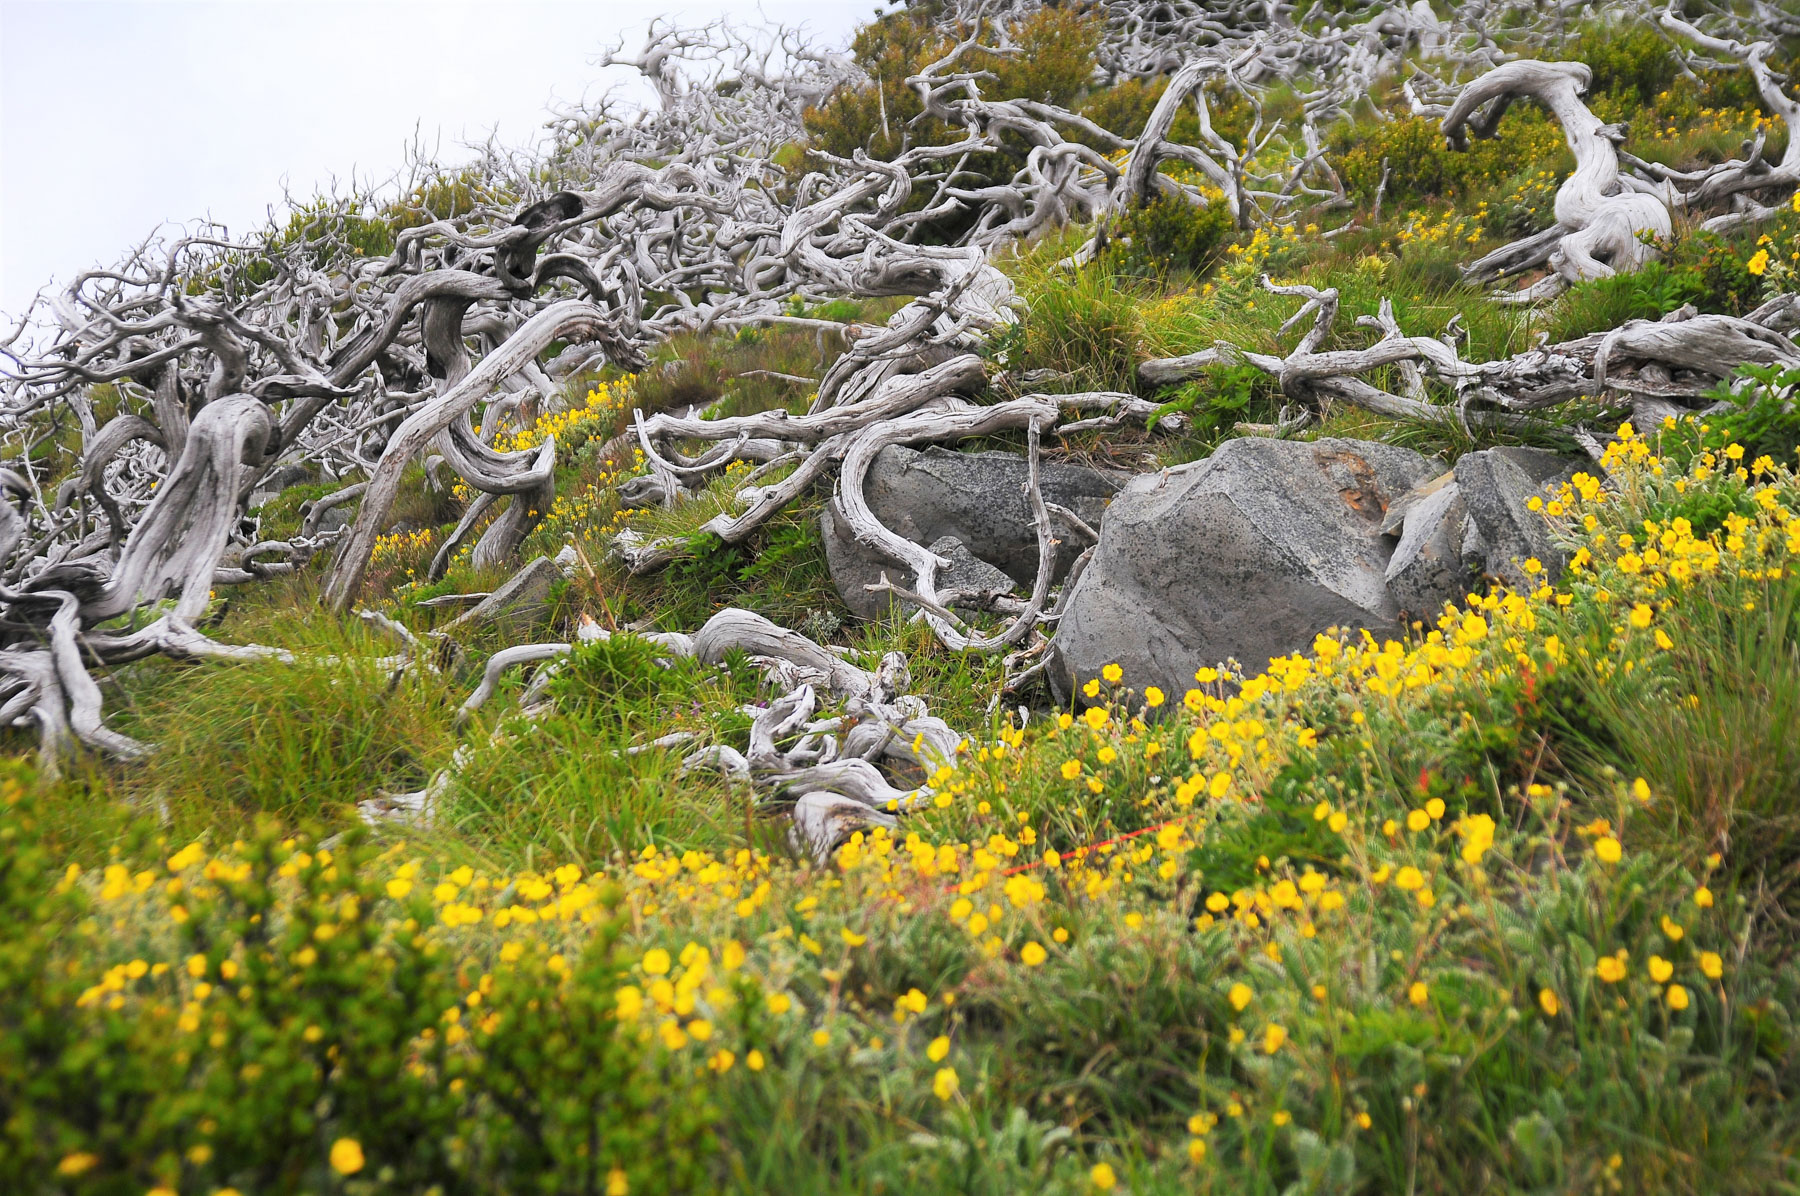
[1061,759,1083,780]
[56,1153,99,1177]
[932,1066,959,1101]
[1228,982,1253,1011]
[607,1166,630,1195]
[1694,886,1714,908]
[746,1049,765,1071]
[385,878,414,899]
[1666,983,1691,1010]
[1394,866,1424,891]
[1090,1162,1118,1190]
[1020,941,1047,966]
[840,928,867,947]
[1594,837,1622,864]
[1596,954,1627,983]
[1262,1023,1288,1053]
[1746,248,1769,275]
[642,948,671,975]
[1408,981,1429,1006]
[1629,603,1653,629]
[1538,988,1560,1017]
[1144,686,1165,707]
[1700,951,1723,980]
[1102,663,1123,684]
[1648,956,1674,983]
[927,1035,951,1062]
[1633,777,1653,802]
[1406,809,1431,832]
[329,1137,365,1175]
[1661,916,1684,942]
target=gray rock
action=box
[819,504,1021,620]
[820,498,907,621]
[823,445,1123,619]
[444,555,560,638]
[1453,446,1584,587]
[1384,478,1475,620]
[928,536,1018,608]
[1051,437,1439,702]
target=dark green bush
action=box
[1111,192,1236,276]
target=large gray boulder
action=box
[1452,446,1583,588]
[1051,437,1439,701]
[823,444,1123,620]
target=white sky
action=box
[0,0,865,319]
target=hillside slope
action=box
[5,2,1800,1192]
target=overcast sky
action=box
[0,0,865,319]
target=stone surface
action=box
[928,536,1018,607]
[1050,436,1439,701]
[1384,478,1476,619]
[823,444,1122,619]
[444,555,559,638]
[1453,446,1584,587]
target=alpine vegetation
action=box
[5,1,1800,1192]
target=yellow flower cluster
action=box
[490,375,639,454]
[1395,206,1484,249]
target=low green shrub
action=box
[0,786,715,1195]
[1111,192,1237,277]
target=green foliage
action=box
[1111,193,1237,277]
[647,509,843,631]
[1681,229,1765,315]
[0,784,714,1194]
[1567,23,1682,104]
[1012,263,1149,391]
[1542,260,1707,342]
[1660,366,1800,468]
[115,643,453,837]
[1333,111,1570,209]
[805,8,1099,162]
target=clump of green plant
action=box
[1542,260,1707,341]
[1110,192,1237,278]
[1658,366,1800,469]
[0,779,716,1195]
[116,635,457,836]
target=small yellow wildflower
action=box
[330,1137,365,1175]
